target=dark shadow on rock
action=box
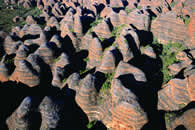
[112,7,124,13]
[136,30,153,46]
[36,16,46,26]
[101,36,115,50]
[60,87,89,130]
[95,3,105,16]
[94,71,107,93]
[119,31,164,129]
[62,35,76,56]
[175,125,187,130]
[0,82,45,129]
[174,68,185,79]
[28,96,44,130]
[45,27,61,40]
[106,17,113,32]
[90,121,107,130]
[22,34,40,41]
[122,0,128,7]
[4,54,16,75]
[125,34,141,58]
[70,50,88,73]
[80,68,96,79]
[28,44,39,54]
[111,48,123,67]
[0,37,5,57]
[83,8,96,18]
[82,15,94,34]
[118,74,165,130]
[106,0,110,4]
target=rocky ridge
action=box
[0,0,194,130]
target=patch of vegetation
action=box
[125,7,135,14]
[179,103,186,108]
[179,15,191,25]
[5,58,14,64]
[170,2,176,8]
[97,71,115,105]
[152,16,156,21]
[137,6,142,10]
[87,17,103,34]
[164,112,177,127]
[140,45,148,54]
[53,56,61,64]
[165,109,185,127]
[0,1,42,32]
[62,78,67,83]
[70,28,74,33]
[39,23,46,29]
[111,24,127,37]
[90,17,103,27]
[79,68,90,75]
[99,72,115,95]
[152,39,185,84]
[87,121,97,129]
[83,57,89,62]
[99,37,104,42]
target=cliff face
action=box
[0,0,195,130]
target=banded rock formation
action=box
[0,0,194,129]
[158,75,195,111]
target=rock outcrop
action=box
[0,0,194,129]
[158,76,195,111]
[151,12,192,47]
[110,79,148,130]
[6,97,34,130]
[88,37,103,68]
[10,60,40,87]
[166,108,195,130]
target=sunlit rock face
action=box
[0,0,194,130]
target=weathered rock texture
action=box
[166,108,195,130]
[151,12,192,47]
[158,76,195,111]
[0,0,194,130]
[6,97,34,130]
[110,79,148,130]
[10,60,40,87]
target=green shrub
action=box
[145,38,185,85]
[165,109,184,127]
[79,68,89,75]
[99,37,104,42]
[137,6,142,10]
[87,121,97,129]
[0,2,42,32]
[100,72,115,95]
[165,112,176,127]
[97,71,115,105]
[125,8,135,14]
[5,58,14,64]
[152,39,185,84]
[86,17,103,35]
[62,78,67,83]
[170,2,176,8]
[152,16,156,21]
[53,56,61,64]
[83,57,89,62]
[182,16,191,25]
[70,28,74,33]
[90,17,103,27]
[111,24,127,37]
